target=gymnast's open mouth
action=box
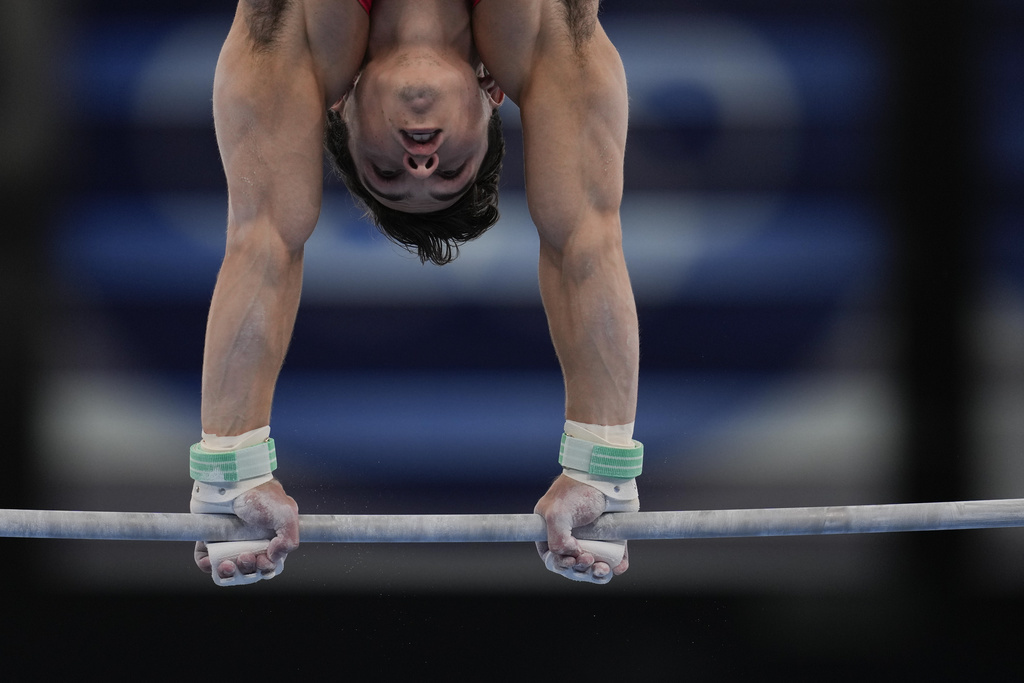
[400,129,442,154]
[403,129,440,143]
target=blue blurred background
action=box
[3,0,1023,676]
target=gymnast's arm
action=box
[193,1,367,581]
[517,31,640,579]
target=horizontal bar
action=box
[2,498,1024,543]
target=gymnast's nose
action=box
[404,152,439,179]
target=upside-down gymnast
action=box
[189,0,643,585]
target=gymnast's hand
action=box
[534,474,632,584]
[193,479,300,581]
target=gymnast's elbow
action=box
[536,209,626,283]
[224,196,321,260]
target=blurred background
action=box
[3,0,1023,676]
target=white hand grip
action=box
[577,539,625,567]
[206,540,285,587]
[540,539,625,584]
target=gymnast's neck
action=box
[364,0,475,63]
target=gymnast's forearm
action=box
[538,235,639,426]
[200,233,305,437]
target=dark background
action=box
[3,0,1024,677]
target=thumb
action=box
[268,515,300,562]
[541,509,583,558]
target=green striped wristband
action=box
[190,439,278,483]
[558,433,643,479]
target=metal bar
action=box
[2,498,1024,543]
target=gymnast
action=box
[190,0,642,585]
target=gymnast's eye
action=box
[438,162,468,181]
[373,166,399,180]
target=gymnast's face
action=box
[338,49,503,213]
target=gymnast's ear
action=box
[479,71,505,108]
[486,83,505,108]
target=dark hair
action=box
[324,108,505,266]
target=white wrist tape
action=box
[559,433,643,479]
[191,425,276,511]
[559,421,642,503]
[190,439,277,483]
[201,426,271,452]
[189,426,277,511]
[564,420,635,447]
